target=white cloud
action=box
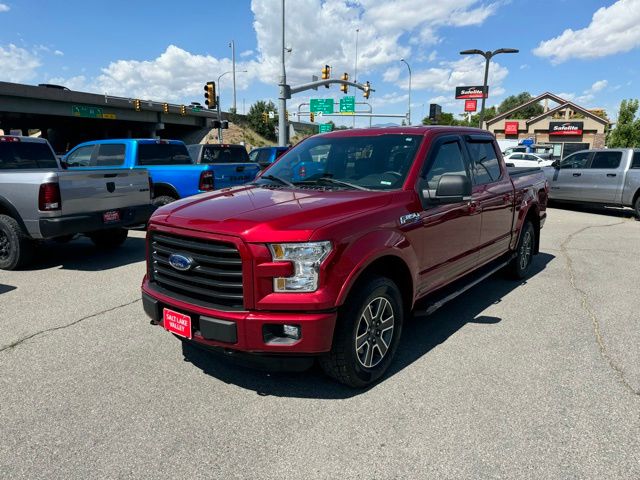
[0,3,9,13]
[590,79,608,92]
[240,49,254,58]
[0,44,41,82]
[54,49,64,56]
[46,75,87,91]
[554,80,609,106]
[534,0,640,63]
[427,50,437,62]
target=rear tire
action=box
[153,195,176,207]
[634,195,640,220]
[509,221,535,279]
[319,276,403,388]
[88,228,128,249]
[0,214,34,270]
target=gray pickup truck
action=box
[545,148,640,217]
[0,136,154,270]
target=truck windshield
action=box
[0,142,58,169]
[137,144,192,165]
[259,134,422,190]
[200,145,250,164]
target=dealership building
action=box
[485,92,610,159]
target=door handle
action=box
[606,173,617,177]
[467,201,481,214]
[572,173,581,177]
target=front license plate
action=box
[103,210,121,223]
[163,308,192,339]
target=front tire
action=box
[320,276,403,388]
[88,228,128,249]
[634,195,640,220]
[0,214,34,270]
[153,195,176,207]
[509,221,535,279]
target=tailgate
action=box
[213,163,260,189]
[58,169,150,215]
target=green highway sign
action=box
[72,105,104,119]
[319,123,333,133]
[310,98,334,114]
[339,96,355,114]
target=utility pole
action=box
[400,58,412,125]
[229,40,237,113]
[353,28,359,128]
[278,0,288,146]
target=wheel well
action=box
[348,256,414,314]
[632,188,640,208]
[524,206,541,254]
[152,183,179,200]
[0,198,28,234]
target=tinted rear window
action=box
[0,141,58,170]
[201,145,249,163]
[590,151,622,169]
[96,144,126,166]
[137,143,192,166]
[632,151,640,169]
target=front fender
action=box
[333,229,420,307]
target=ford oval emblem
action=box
[168,253,194,271]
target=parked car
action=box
[248,146,289,169]
[142,126,548,387]
[0,136,154,270]
[504,152,554,168]
[544,148,640,216]
[64,139,221,206]
[187,144,259,186]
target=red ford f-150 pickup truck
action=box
[142,126,548,387]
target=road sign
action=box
[339,96,355,114]
[268,111,275,119]
[319,123,333,133]
[310,98,334,114]
[72,105,104,119]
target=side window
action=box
[511,154,523,160]
[632,151,640,169]
[560,151,590,169]
[467,141,501,185]
[257,149,272,164]
[96,144,125,166]
[249,150,259,162]
[425,141,467,189]
[66,145,94,167]
[525,155,539,161]
[590,151,622,169]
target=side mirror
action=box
[551,160,560,169]
[418,174,471,208]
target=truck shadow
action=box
[549,202,637,220]
[0,283,17,294]
[20,235,146,272]
[182,252,555,399]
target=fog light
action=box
[283,324,301,340]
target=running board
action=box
[414,254,515,317]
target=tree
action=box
[497,92,543,119]
[247,100,278,141]
[607,99,640,147]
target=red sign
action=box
[464,100,477,112]
[455,85,489,99]
[163,308,192,339]
[549,121,583,136]
[505,121,519,135]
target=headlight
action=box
[268,241,332,292]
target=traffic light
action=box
[162,103,169,114]
[321,64,331,80]
[363,81,371,99]
[204,81,216,109]
[340,73,349,94]
[262,112,268,124]
[134,99,142,111]
[310,112,315,123]
[180,105,187,116]
[285,110,289,122]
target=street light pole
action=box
[400,58,412,125]
[278,0,288,146]
[459,48,519,129]
[229,40,237,113]
[353,28,359,128]
[217,71,231,142]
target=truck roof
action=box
[73,138,186,146]
[0,135,49,143]
[317,125,491,138]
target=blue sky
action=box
[1,0,639,127]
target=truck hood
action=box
[152,185,393,242]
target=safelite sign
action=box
[549,121,583,136]
[455,85,489,99]
[464,100,477,112]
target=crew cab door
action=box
[578,150,625,203]
[547,151,591,201]
[464,136,515,265]
[416,135,481,293]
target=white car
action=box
[504,152,554,168]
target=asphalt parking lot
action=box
[1,207,639,479]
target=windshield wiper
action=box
[261,174,295,187]
[312,177,369,191]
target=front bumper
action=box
[142,282,337,356]
[39,204,156,238]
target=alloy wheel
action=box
[354,297,395,368]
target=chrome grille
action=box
[150,232,244,310]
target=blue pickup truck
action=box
[64,139,258,206]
